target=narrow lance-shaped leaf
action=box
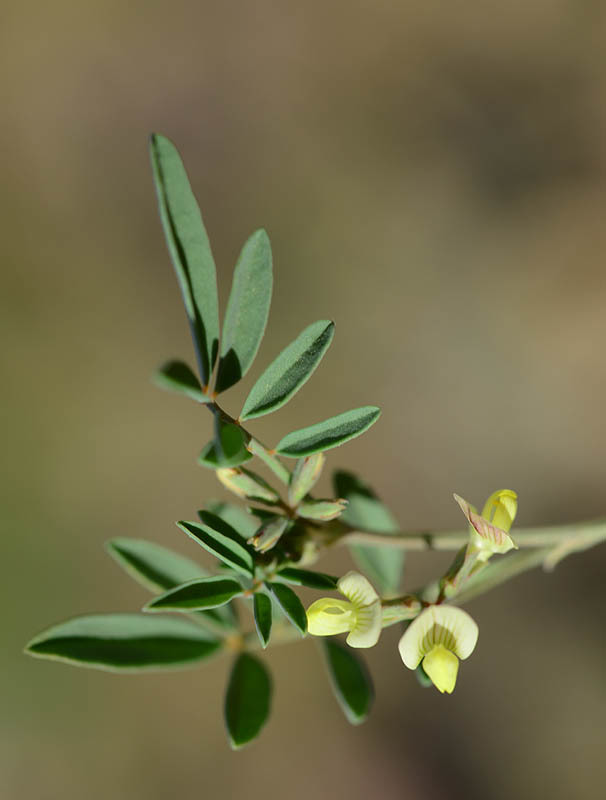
[198,423,252,469]
[153,360,210,403]
[106,538,237,629]
[149,134,219,386]
[334,471,404,595]
[25,614,221,672]
[253,593,272,648]
[321,639,374,725]
[144,576,243,612]
[276,567,338,590]
[297,498,347,521]
[224,653,272,749]
[276,407,381,458]
[216,229,273,393]
[241,320,335,420]
[178,514,254,576]
[216,467,280,505]
[202,502,259,540]
[249,516,290,553]
[288,453,325,506]
[265,582,307,634]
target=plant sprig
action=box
[25,133,606,749]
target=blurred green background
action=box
[3,1,606,798]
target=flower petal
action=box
[398,605,479,668]
[337,571,379,608]
[422,644,459,694]
[306,598,356,636]
[481,489,518,533]
[454,493,517,554]
[346,601,382,648]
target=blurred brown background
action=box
[2,1,606,798]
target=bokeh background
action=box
[3,1,606,798]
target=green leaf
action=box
[334,470,404,595]
[25,614,221,672]
[178,515,254,576]
[249,516,290,553]
[153,360,210,403]
[288,453,325,505]
[321,639,374,725]
[106,538,209,593]
[265,582,307,635]
[224,653,272,749]
[216,229,273,393]
[198,423,253,469]
[106,538,236,630]
[297,498,347,521]
[240,320,335,420]
[276,567,338,590]
[416,662,433,688]
[149,134,219,386]
[276,407,381,458]
[253,593,272,648]
[144,577,243,612]
[216,467,280,505]
[203,502,259,540]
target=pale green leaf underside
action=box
[149,133,219,386]
[224,653,272,749]
[106,538,237,629]
[153,360,210,403]
[216,229,273,393]
[321,639,374,725]
[276,407,381,457]
[26,614,221,672]
[334,470,404,595]
[240,320,335,420]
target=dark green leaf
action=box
[276,567,338,590]
[265,582,307,635]
[178,515,254,576]
[203,502,259,539]
[106,538,237,630]
[145,577,243,612]
[240,320,334,420]
[216,229,273,393]
[276,406,380,457]
[334,470,404,594]
[153,360,210,403]
[149,134,219,386]
[224,653,272,749]
[322,639,374,725]
[416,662,433,688]
[198,423,252,469]
[253,593,272,648]
[25,614,221,672]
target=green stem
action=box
[203,396,291,485]
[340,518,606,552]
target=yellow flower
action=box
[454,489,518,561]
[398,605,479,694]
[306,571,381,648]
